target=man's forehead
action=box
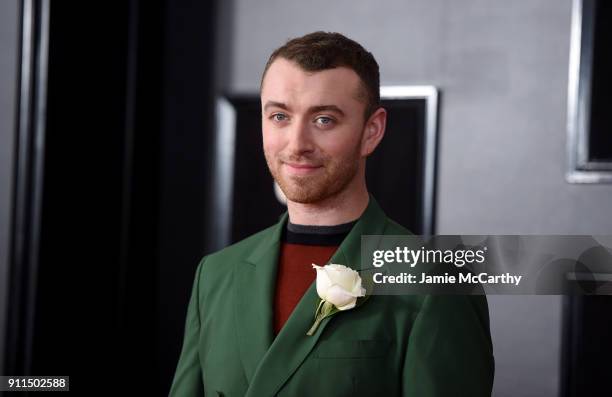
[261,58,365,105]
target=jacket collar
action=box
[246,193,388,270]
[234,194,388,396]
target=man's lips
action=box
[283,162,322,175]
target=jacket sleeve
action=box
[169,257,206,396]
[401,295,495,396]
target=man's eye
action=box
[271,113,287,122]
[315,116,334,126]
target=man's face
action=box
[261,58,368,204]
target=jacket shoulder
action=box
[203,223,278,266]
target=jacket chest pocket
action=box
[310,339,397,396]
[314,339,391,359]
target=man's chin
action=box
[285,195,320,204]
[278,185,327,204]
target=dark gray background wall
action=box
[219,0,612,396]
[0,0,20,378]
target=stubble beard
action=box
[265,145,362,205]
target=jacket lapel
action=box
[234,214,286,383]
[240,195,388,397]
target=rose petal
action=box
[336,300,357,311]
[350,280,366,297]
[313,264,333,299]
[325,284,358,308]
[325,264,359,291]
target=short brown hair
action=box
[261,31,380,120]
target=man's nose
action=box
[286,118,314,154]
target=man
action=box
[170,31,494,396]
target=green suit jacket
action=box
[170,196,495,396]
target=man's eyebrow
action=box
[263,101,289,112]
[308,105,345,117]
[263,101,345,117]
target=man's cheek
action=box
[262,139,275,158]
[262,133,280,152]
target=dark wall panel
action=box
[5,1,217,395]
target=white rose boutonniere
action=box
[306,263,367,336]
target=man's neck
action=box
[286,188,370,226]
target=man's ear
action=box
[361,107,387,157]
